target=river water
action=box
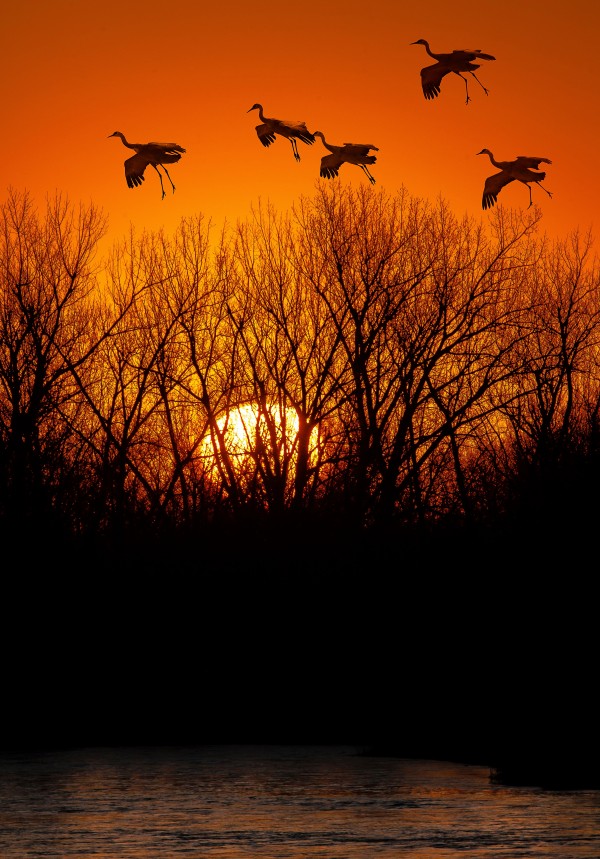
[0,744,598,858]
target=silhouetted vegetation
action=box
[1,187,598,777]
[2,186,599,570]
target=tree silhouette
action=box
[1,185,599,569]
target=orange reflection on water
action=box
[0,746,598,858]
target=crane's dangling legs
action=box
[456,71,490,104]
[360,165,376,185]
[151,164,177,199]
[524,181,553,208]
[290,139,301,162]
[536,181,553,199]
[152,165,167,199]
[469,71,490,97]
[455,72,472,104]
[161,165,177,194]
[526,185,534,208]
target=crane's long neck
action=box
[115,132,135,150]
[314,131,335,153]
[486,151,501,169]
[422,40,436,59]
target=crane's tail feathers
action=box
[298,133,315,145]
[364,156,377,165]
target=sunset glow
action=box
[199,403,321,490]
[2,0,599,817]
[2,1,598,258]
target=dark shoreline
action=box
[2,738,598,791]
[3,529,596,792]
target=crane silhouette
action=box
[108,131,186,199]
[411,39,495,104]
[477,149,553,210]
[313,131,379,184]
[247,103,315,162]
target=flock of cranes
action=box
[108,39,553,211]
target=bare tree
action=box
[0,188,106,538]
[3,183,598,558]
[288,186,546,527]
[492,226,600,522]
[222,200,347,516]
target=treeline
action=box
[1,185,599,571]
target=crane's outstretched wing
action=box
[124,153,148,188]
[482,170,514,210]
[456,49,496,61]
[278,119,312,132]
[256,119,314,146]
[255,124,277,147]
[515,156,552,168]
[420,62,448,99]
[148,142,186,155]
[342,143,379,154]
[276,120,315,144]
[320,153,343,179]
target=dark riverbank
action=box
[362,744,600,790]
[3,525,596,792]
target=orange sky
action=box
[2,0,598,258]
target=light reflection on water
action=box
[0,744,598,858]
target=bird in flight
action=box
[313,131,379,184]
[247,103,315,162]
[108,131,186,199]
[477,149,553,209]
[411,39,495,104]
